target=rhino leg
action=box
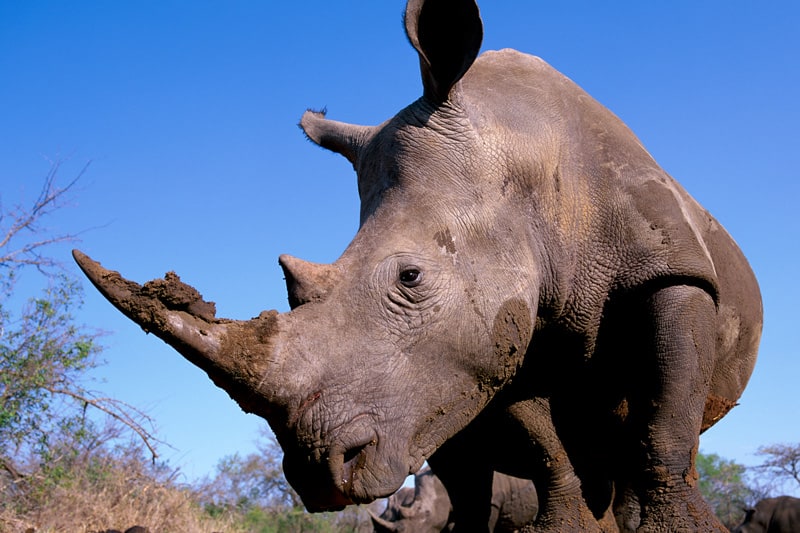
[632,285,726,532]
[428,433,495,533]
[503,398,604,533]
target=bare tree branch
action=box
[754,443,800,491]
[0,159,90,273]
[0,456,24,481]
[1,160,164,478]
[46,386,162,461]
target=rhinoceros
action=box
[371,468,453,533]
[73,0,762,531]
[370,468,538,532]
[732,496,800,533]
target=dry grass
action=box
[0,444,246,533]
[13,482,241,533]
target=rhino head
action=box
[369,468,453,532]
[75,0,539,511]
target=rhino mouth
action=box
[285,417,386,511]
[284,451,355,512]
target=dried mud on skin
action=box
[73,250,219,327]
[701,394,737,432]
[141,272,217,321]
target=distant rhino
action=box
[75,0,762,530]
[370,468,537,533]
[371,468,451,533]
[732,496,800,533]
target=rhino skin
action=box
[73,0,762,531]
[731,496,800,533]
[370,468,537,532]
[371,468,452,533]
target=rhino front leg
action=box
[504,397,605,533]
[428,427,495,533]
[632,284,726,533]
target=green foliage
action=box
[0,162,158,483]
[0,272,100,458]
[238,505,340,533]
[696,451,757,529]
[0,163,165,531]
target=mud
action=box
[73,250,220,336]
[492,298,533,382]
[141,272,217,322]
[701,394,737,433]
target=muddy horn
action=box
[72,250,287,420]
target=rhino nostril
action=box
[340,439,375,497]
[343,442,369,468]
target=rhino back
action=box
[769,496,800,532]
[460,48,760,362]
[733,496,800,533]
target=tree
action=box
[196,426,375,532]
[0,161,157,484]
[199,426,300,512]
[753,443,800,494]
[696,451,759,529]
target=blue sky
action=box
[2,1,799,488]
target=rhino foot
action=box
[637,490,727,533]
[525,509,603,533]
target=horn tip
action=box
[72,248,92,269]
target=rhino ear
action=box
[299,109,374,165]
[404,0,483,104]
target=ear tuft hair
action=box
[299,110,374,166]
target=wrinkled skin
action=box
[371,468,537,532]
[73,0,762,531]
[731,496,800,533]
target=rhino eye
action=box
[399,268,422,288]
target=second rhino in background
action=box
[371,468,537,532]
[731,496,800,533]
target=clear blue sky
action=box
[2,1,799,488]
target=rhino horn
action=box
[368,510,400,532]
[72,250,286,420]
[398,505,418,520]
[299,109,374,165]
[405,0,483,104]
[279,254,341,309]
